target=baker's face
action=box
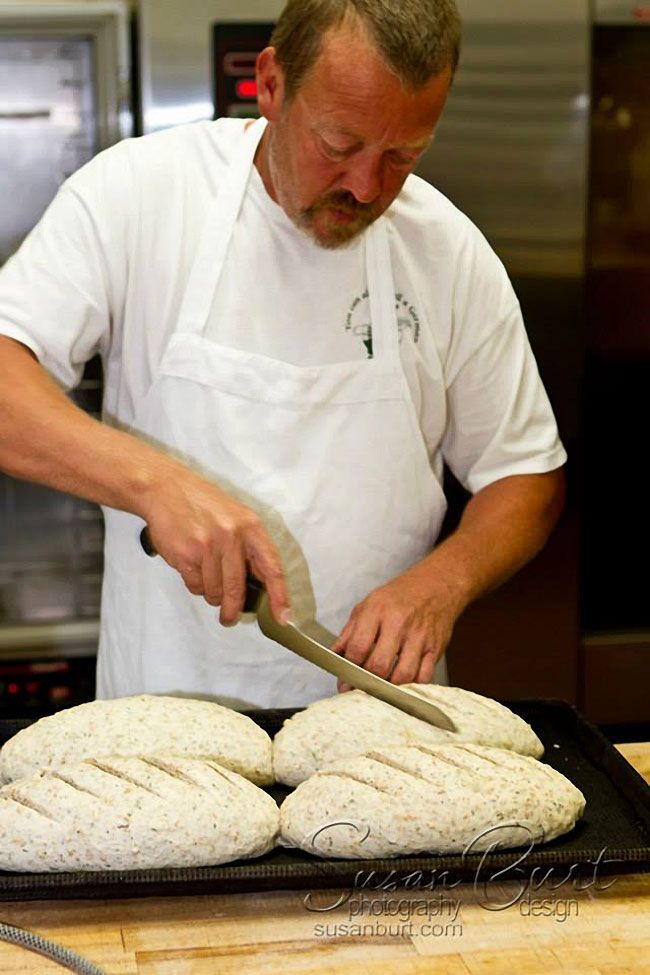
[256,21,452,249]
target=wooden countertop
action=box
[0,742,648,975]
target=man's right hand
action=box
[0,336,291,628]
[143,469,291,627]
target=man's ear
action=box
[256,47,286,122]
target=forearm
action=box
[413,470,566,615]
[0,336,179,518]
[0,336,291,621]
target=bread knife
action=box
[139,528,456,733]
[242,576,457,733]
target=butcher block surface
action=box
[0,741,648,974]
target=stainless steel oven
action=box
[0,0,131,715]
[581,0,650,723]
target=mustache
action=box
[306,191,381,219]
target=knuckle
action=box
[366,657,390,677]
[182,535,209,564]
[394,667,417,685]
[183,578,203,596]
[263,563,286,582]
[203,589,223,607]
[223,581,244,600]
[219,525,240,546]
[219,513,247,538]
[242,511,263,532]
[396,658,419,682]
[178,544,198,566]
[346,641,368,663]
[420,662,435,682]
[387,607,409,629]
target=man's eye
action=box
[388,150,420,166]
[320,139,353,160]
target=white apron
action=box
[96,117,450,708]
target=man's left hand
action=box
[331,570,465,688]
[331,471,566,692]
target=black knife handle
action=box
[243,573,265,613]
[140,525,263,613]
[140,526,157,557]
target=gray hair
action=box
[270,0,462,101]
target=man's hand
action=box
[332,470,566,691]
[143,469,291,627]
[332,567,464,688]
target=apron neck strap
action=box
[177,117,268,334]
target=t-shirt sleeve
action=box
[440,230,567,495]
[0,145,131,391]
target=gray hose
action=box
[0,921,106,974]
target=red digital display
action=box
[236,79,258,99]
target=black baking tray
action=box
[0,699,649,901]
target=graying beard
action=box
[295,208,372,250]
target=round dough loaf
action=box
[273,685,544,786]
[0,695,273,786]
[280,743,585,859]
[0,755,279,872]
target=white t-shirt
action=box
[0,118,566,494]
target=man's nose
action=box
[341,154,383,205]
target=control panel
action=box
[595,1,650,22]
[0,658,95,717]
[213,22,275,119]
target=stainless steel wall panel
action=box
[139,0,283,132]
[445,0,589,22]
[418,1,590,277]
[425,2,589,698]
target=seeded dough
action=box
[0,695,273,786]
[280,743,585,859]
[273,685,544,786]
[0,755,279,872]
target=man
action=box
[0,0,566,708]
